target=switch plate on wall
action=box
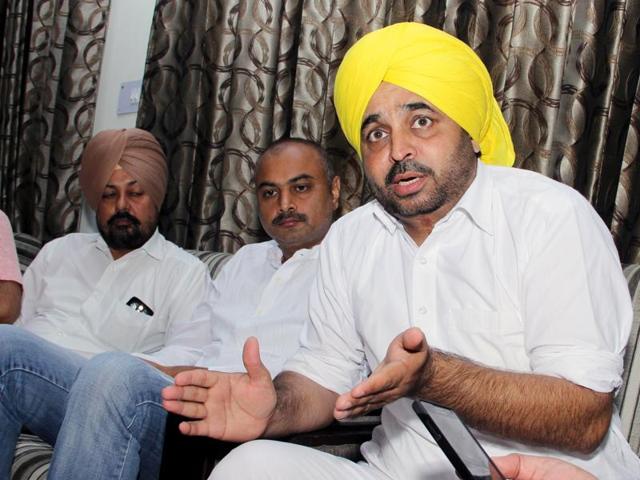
[117,80,143,115]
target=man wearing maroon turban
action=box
[0,128,211,477]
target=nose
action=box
[278,190,295,212]
[115,192,130,212]
[390,129,416,163]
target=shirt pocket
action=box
[443,308,527,370]
[90,303,154,352]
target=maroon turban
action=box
[79,128,168,211]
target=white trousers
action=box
[209,439,392,480]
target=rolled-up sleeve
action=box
[522,192,630,392]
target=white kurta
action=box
[285,161,640,478]
[195,240,319,377]
[17,230,211,365]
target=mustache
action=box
[385,160,434,186]
[272,211,307,226]
[108,211,140,227]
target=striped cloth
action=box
[10,237,231,480]
[619,264,640,453]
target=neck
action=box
[109,248,132,260]
[397,211,442,246]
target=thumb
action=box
[402,327,426,353]
[242,336,270,382]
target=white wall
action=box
[92,0,157,133]
[79,0,157,232]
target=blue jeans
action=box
[0,325,172,479]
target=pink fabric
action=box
[0,210,21,284]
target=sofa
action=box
[9,233,640,479]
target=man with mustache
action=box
[0,137,341,479]
[163,23,640,479]
[0,128,211,478]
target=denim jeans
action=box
[0,325,172,479]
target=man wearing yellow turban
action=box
[163,23,640,480]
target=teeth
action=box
[398,177,419,185]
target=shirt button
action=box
[419,256,428,265]
[418,306,427,315]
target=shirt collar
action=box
[371,159,494,236]
[267,239,320,268]
[95,228,164,261]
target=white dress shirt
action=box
[17,230,211,365]
[285,160,640,478]
[195,240,318,377]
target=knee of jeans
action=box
[0,325,41,361]
[211,440,291,478]
[71,352,157,408]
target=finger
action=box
[178,419,214,437]
[491,454,522,477]
[349,363,404,399]
[242,337,271,383]
[334,400,386,420]
[162,399,208,419]
[174,368,219,388]
[161,384,211,403]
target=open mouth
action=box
[391,173,427,196]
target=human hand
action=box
[492,453,596,480]
[161,336,276,442]
[148,362,206,378]
[334,327,428,419]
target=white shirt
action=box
[285,161,640,479]
[18,230,211,365]
[195,240,318,377]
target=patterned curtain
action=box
[139,0,640,262]
[0,0,110,242]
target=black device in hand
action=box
[412,400,506,480]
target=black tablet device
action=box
[412,400,506,480]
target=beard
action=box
[98,211,155,251]
[366,134,477,218]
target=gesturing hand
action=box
[334,327,428,419]
[161,337,277,442]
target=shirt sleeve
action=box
[521,189,630,393]
[283,224,367,394]
[136,259,213,366]
[0,211,22,284]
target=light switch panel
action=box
[117,80,143,115]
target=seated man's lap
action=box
[210,440,389,480]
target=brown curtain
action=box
[0,0,111,242]
[139,0,640,262]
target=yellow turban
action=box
[79,128,168,211]
[334,22,514,166]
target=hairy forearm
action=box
[263,371,338,438]
[418,350,612,453]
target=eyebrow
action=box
[361,102,434,132]
[257,174,315,189]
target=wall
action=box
[79,0,156,232]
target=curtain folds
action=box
[0,0,110,242]
[136,1,638,260]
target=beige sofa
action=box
[9,234,640,479]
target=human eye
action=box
[129,190,144,197]
[261,188,277,199]
[102,190,116,199]
[293,183,310,193]
[365,128,388,143]
[411,116,432,129]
